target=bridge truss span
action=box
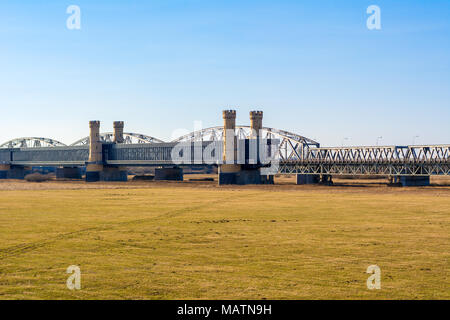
[0,137,67,148]
[280,145,450,176]
[171,126,320,162]
[70,132,165,146]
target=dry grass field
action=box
[0,176,449,299]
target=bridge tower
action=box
[113,121,124,143]
[85,121,104,182]
[250,111,263,138]
[218,110,240,184]
[218,110,267,185]
[250,111,274,184]
[222,110,238,165]
[85,121,128,182]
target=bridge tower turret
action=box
[222,110,237,164]
[89,121,102,162]
[113,121,124,143]
[85,120,128,182]
[250,110,273,184]
[218,110,241,184]
[86,120,104,182]
[250,111,263,138]
[218,109,268,185]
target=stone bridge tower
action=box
[85,121,104,182]
[218,110,270,185]
[85,121,128,182]
[113,121,124,143]
[250,111,263,138]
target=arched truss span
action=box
[70,132,165,146]
[0,137,67,148]
[171,126,320,161]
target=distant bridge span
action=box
[70,132,165,146]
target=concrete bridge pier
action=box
[296,174,320,185]
[0,164,31,179]
[296,174,332,185]
[154,167,183,181]
[261,175,274,184]
[56,167,82,180]
[0,164,10,179]
[389,175,430,187]
[320,174,333,185]
[86,164,128,182]
[101,166,128,181]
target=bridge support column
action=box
[155,167,183,181]
[320,174,333,185]
[219,165,264,185]
[0,165,30,180]
[86,165,127,182]
[56,167,82,180]
[261,175,274,184]
[101,166,128,182]
[296,174,320,185]
[85,164,103,182]
[0,164,10,179]
[391,176,430,187]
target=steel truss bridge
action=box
[279,145,450,176]
[1,127,449,177]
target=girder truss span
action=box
[70,132,165,146]
[279,145,450,176]
[300,145,450,162]
[170,126,320,161]
[0,137,67,148]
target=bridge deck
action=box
[1,143,449,176]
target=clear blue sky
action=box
[0,0,449,146]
